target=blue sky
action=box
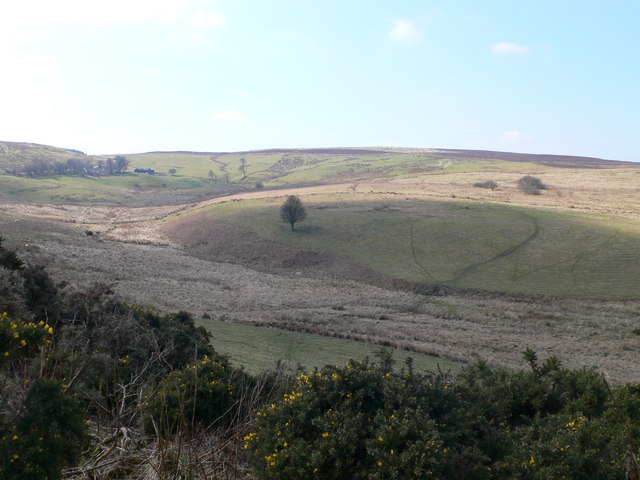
[1,1,639,161]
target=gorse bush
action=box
[245,358,449,479]
[0,312,87,480]
[0,312,53,368]
[0,379,88,480]
[144,355,236,436]
[246,352,640,480]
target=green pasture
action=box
[199,318,461,375]
[0,172,236,205]
[187,195,640,298]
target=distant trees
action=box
[280,195,307,231]
[208,170,217,182]
[19,155,128,177]
[168,168,177,175]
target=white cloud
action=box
[192,10,225,28]
[389,20,421,44]
[501,130,532,142]
[492,41,531,55]
[212,110,246,122]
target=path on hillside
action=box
[447,214,540,285]
[408,213,540,287]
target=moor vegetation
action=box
[3,142,640,478]
[2,238,640,479]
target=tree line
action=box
[8,155,130,177]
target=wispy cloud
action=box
[212,110,246,122]
[389,20,421,44]
[492,41,531,55]
[501,130,532,142]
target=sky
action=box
[1,1,639,161]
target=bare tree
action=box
[280,195,307,231]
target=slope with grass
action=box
[0,140,101,170]
[163,194,640,298]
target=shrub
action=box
[0,237,23,271]
[473,180,498,190]
[0,312,53,369]
[498,413,627,480]
[518,175,547,195]
[245,359,451,479]
[0,379,89,480]
[144,355,236,436]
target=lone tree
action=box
[280,195,307,231]
[113,155,129,174]
[239,157,248,179]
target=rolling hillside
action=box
[2,140,637,206]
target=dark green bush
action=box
[0,380,88,480]
[473,180,498,190]
[144,355,236,436]
[0,236,23,271]
[498,413,626,480]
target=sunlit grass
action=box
[188,194,640,298]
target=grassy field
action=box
[200,318,461,375]
[175,194,640,298]
[0,171,238,205]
